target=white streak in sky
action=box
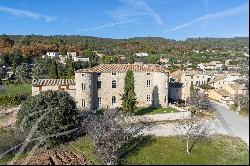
[164,2,249,33]
[0,6,56,22]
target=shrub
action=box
[0,95,21,106]
[16,90,81,148]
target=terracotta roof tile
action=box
[32,79,75,86]
[75,64,168,73]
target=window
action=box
[147,80,151,87]
[164,96,167,103]
[191,76,193,79]
[98,97,101,107]
[112,80,117,88]
[147,95,151,102]
[112,72,116,75]
[97,73,101,77]
[197,76,199,78]
[97,81,101,89]
[82,83,86,90]
[196,81,198,86]
[82,74,85,76]
[82,99,86,108]
[147,73,151,75]
[112,96,116,106]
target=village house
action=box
[32,79,76,99]
[222,83,248,96]
[197,61,223,71]
[160,56,169,64]
[75,64,169,110]
[73,57,89,62]
[169,70,210,102]
[46,52,60,58]
[207,88,234,104]
[208,73,242,88]
[134,52,149,57]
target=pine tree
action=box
[66,56,74,79]
[49,60,59,79]
[121,70,137,113]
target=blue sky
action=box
[0,0,249,40]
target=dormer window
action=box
[112,72,116,75]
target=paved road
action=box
[210,101,249,145]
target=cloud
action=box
[0,6,56,22]
[110,0,163,25]
[76,20,133,32]
[164,2,249,33]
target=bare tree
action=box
[82,109,149,165]
[175,117,212,155]
[186,89,211,111]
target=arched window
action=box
[112,80,117,88]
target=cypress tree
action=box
[66,56,74,79]
[49,60,59,79]
[121,70,137,113]
[190,81,195,96]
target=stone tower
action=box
[75,72,93,110]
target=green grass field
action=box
[0,84,32,97]
[135,107,178,115]
[0,134,248,165]
[122,135,249,165]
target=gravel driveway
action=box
[142,102,249,145]
[210,101,249,145]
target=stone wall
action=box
[77,71,169,110]
[75,72,93,110]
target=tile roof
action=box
[228,83,247,90]
[208,76,225,83]
[214,89,232,97]
[75,64,168,73]
[32,79,75,86]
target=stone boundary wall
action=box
[126,111,191,123]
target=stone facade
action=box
[75,64,169,110]
[169,70,210,101]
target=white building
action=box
[46,52,60,58]
[74,57,89,62]
[197,61,223,71]
[135,53,149,57]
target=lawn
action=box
[122,135,249,165]
[135,107,178,115]
[0,84,31,97]
[0,84,32,107]
[0,134,248,165]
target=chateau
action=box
[32,64,169,110]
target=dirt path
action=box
[10,147,90,165]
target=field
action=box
[67,135,249,165]
[121,135,249,165]
[0,134,248,165]
[0,84,31,97]
[135,107,178,115]
[0,84,31,107]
